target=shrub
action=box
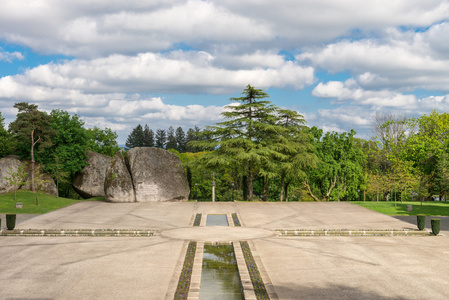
[193,213,201,226]
[417,214,426,230]
[6,214,16,230]
[431,218,441,235]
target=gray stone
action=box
[105,151,135,203]
[20,161,58,196]
[125,147,189,202]
[73,151,112,199]
[0,156,24,194]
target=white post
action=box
[212,172,215,202]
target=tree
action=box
[191,84,285,201]
[275,109,316,201]
[9,102,55,192]
[0,112,15,158]
[186,127,201,152]
[175,127,186,152]
[86,127,120,156]
[126,124,144,148]
[143,124,155,147]
[4,163,28,201]
[166,126,177,150]
[155,129,166,148]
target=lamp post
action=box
[212,172,215,202]
[231,183,234,201]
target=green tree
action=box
[275,109,316,201]
[166,126,177,150]
[155,129,166,148]
[126,124,145,148]
[143,124,155,147]
[40,109,89,197]
[175,127,186,152]
[86,127,120,156]
[304,128,365,201]
[9,102,56,192]
[4,163,28,201]
[191,84,284,201]
[0,112,15,158]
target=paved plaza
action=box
[1,201,448,299]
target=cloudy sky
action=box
[1,0,449,144]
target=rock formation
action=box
[0,156,24,194]
[0,156,57,196]
[104,151,135,203]
[72,151,112,199]
[21,160,58,196]
[126,147,190,202]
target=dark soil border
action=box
[240,241,269,300]
[193,213,202,226]
[174,241,197,300]
[232,213,241,226]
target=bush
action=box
[417,214,426,230]
[6,214,16,230]
[431,218,441,235]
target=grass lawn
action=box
[353,200,449,216]
[0,190,104,214]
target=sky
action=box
[1,0,449,144]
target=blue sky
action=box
[1,1,449,144]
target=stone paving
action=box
[0,201,448,299]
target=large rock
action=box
[73,151,112,199]
[0,156,24,194]
[125,147,189,202]
[20,160,58,196]
[105,151,135,203]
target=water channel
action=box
[206,214,229,226]
[200,244,244,300]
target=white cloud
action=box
[0,51,315,96]
[0,49,24,62]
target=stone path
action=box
[0,201,448,299]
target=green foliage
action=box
[143,124,154,147]
[431,218,441,235]
[4,163,28,201]
[417,214,426,230]
[0,112,15,158]
[86,126,120,156]
[39,109,89,197]
[126,124,145,148]
[6,214,16,230]
[175,127,186,152]
[166,126,177,150]
[155,128,166,148]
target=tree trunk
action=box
[279,170,285,201]
[30,128,36,192]
[303,179,321,202]
[262,177,270,201]
[284,181,290,202]
[248,163,253,201]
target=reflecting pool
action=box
[206,214,229,226]
[200,244,243,300]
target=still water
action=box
[200,244,244,300]
[206,214,229,226]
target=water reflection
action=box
[200,244,244,300]
[206,214,229,226]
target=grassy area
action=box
[353,200,449,216]
[0,190,104,214]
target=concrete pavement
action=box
[1,201,448,299]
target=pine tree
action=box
[191,85,285,201]
[186,128,198,152]
[155,129,166,148]
[166,126,177,150]
[9,102,56,192]
[143,124,155,147]
[126,124,144,148]
[175,127,186,152]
